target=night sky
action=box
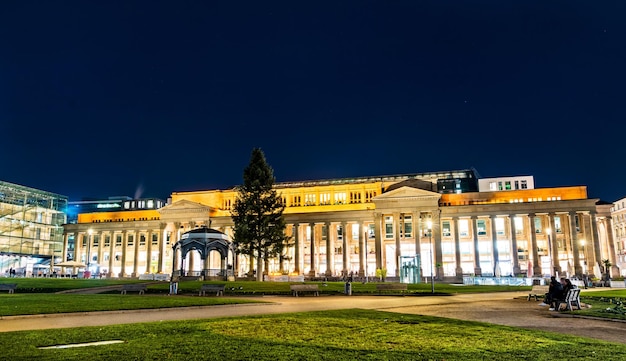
[1,1,625,203]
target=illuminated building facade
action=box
[610,198,626,277]
[0,180,68,276]
[61,169,620,280]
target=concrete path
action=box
[1,290,624,344]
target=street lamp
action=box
[427,220,434,294]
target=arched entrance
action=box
[172,227,236,280]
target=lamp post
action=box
[427,220,434,294]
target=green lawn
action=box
[0,309,623,360]
[0,294,262,316]
[1,278,530,295]
[578,289,626,320]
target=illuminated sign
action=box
[96,203,121,209]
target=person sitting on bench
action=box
[540,276,563,308]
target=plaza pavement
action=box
[1,290,625,344]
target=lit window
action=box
[459,219,469,236]
[514,217,524,234]
[442,221,451,237]
[334,192,346,205]
[489,182,497,191]
[403,216,413,238]
[534,217,542,233]
[495,218,505,235]
[477,220,487,236]
[384,216,393,239]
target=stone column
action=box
[433,210,443,279]
[510,215,520,275]
[157,225,166,274]
[74,232,82,264]
[325,221,333,277]
[61,233,69,263]
[569,212,582,276]
[414,212,423,278]
[490,215,499,276]
[374,212,383,271]
[394,212,401,277]
[529,213,541,276]
[145,231,153,274]
[471,216,481,276]
[293,223,301,274]
[309,223,316,277]
[358,221,365,277]
[342,221,349,276]
[132,231,140,277]
[108,232,115,278]
[119,231,127,277]
[605,217,619,277]
[97,231,104,273]
[548,213,560,275]
[453,217,462,280]
[590,212,603,272]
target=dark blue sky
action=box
[1,1,625,202]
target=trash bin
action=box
[344,282,352,296]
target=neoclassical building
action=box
[61,169,622,280]
[610,197,626,277]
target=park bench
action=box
[199,284,225,296]
[527,285,549,301]
[0,283,17,294]
[290,284,320,297]
[555,288,582,311]
[376,283,408,294]
[120,284,147,295]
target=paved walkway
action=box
[1,290,625,344]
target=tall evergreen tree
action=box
[231,148,289,281]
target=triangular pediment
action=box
[372,186,441,210]
[158,200,213,215]
[373,186,441,201]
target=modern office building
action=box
[61,168,620,280]
[0,180,68,276]
[67,196,166,224]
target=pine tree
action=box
[231,148,289,281]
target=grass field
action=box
[1,309,623,360]
[1,278,531,295]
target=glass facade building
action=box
[0,180,68,276]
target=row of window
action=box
[488,180,529,191]
[382,215,581,239]
[222,191,378,210]
[81,234,166,247]
[91,217,160,223]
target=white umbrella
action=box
[54,260,86,268]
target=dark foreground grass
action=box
[0,309,623,361]
[0,294,262,316]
